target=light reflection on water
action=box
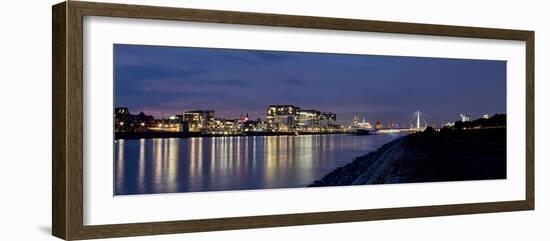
[114,134,401,195]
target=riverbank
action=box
[310,128,506,186]
[115,130,353,140]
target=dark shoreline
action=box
[115,131,352,140]
[310,128,506,187]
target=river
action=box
[114,134,402,195]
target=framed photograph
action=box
[52,1,534,240]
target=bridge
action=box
[374,110,431,134]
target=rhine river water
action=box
[114,134,402,195]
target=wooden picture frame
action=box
[52,1,534,240]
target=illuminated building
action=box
[135,112,155,124]
[241,119,261,132]
[156,115,189,132]
[239,113,249,123]
[210,118,239,134]
[296,109,320,131]
[114,107,156,132]
[266,105,298,131]
[460,114,470,122]
[266,105,338,132]
[183,110,215,132]
[319,112,336,128]
[115,107,130,116]
[114,108,132,132]
[482,114,490,119]
[115,104,343,135]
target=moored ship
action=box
[352,114,373,135]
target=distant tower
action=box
[416,110,421,130]
[408,110,430,131]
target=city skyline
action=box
[114,44,506,125]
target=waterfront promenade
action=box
[115,130,355,140]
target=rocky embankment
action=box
[310,128,506,186]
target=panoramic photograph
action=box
[113,44,507,195]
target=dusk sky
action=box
[114,44,506,126]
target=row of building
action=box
[266,105,337,132]
[114,107,187,133]
[114,105,341,134]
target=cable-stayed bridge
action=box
[374,110,431,134]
